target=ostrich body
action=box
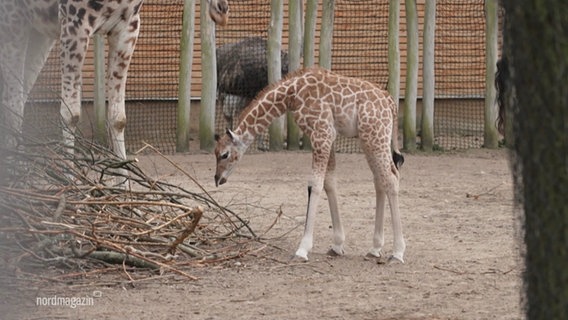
[216,37,289,132]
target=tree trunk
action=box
[421,0,435,151]
[267,0,284,151]
[403,0,418,151]
[199,0,217,151]
[388,0,400,153]
[503,1,568,318]
[176,0,196,152]
[484,0,499,149]
[319,0,335,69]
[287,0,302,150]
[93,35,106,146]
[302,0,317,151]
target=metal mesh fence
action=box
[331,0,390,153]
[24,0,185,154]
[213,0,390,153]
[19,1,492,154]
[433,0,486,150]
[214,0,273,152]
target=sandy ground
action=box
[1,149,524,320]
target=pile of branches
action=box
[0,134,257,281]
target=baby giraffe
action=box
[214,67,406,263]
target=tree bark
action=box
[503,1,568,318]
[287,0,302,150]
[421,0,435,151]
[177,0,196,152]
[199,0,217,151]
[267,0,284,151]
[403,0,418,151]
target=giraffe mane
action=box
[235,66,326,124]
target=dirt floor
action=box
[1,148,524,320]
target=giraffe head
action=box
[208,0,230,26]
[214,129,246,187]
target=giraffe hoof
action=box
[388,254,405,264]
[366,248,383,259]
[327,245,344,257]
[294,249,309,262]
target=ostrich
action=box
[216,36,289,150]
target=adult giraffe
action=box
[214,67,406,263]
[0,0,229,157]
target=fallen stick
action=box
[86,251,160,270]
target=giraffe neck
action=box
[234,80,293,148]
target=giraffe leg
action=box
[0,20,32,148]
[295,130,334,261]
[324,149,346,256]
[106,15,140,161]
[367,186,386,259]
[362,146,406,263]
[295,174,325,261]
[386,182,405,263]
[59,24,90,151]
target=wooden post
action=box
[319,0,335,69]
[176,0,196,153]
[403,0,418,151]
[421,0,436,151]
[302,0,318,150]
[388,0,401,152]
[268,0,284,151]
[484,0,499,148]
[287,0,302,150]
[199,0,217,151]
[93,35,106,145]
[303,0,317,68]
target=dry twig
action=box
[0,132,260,282]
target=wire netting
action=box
[433,0,486,150]
[214,0,274,152]
[24,0,185,154]
[20,0,493,155]
[212,0,389,153]
[331,0,390,153]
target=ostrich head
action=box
[214,129,247,187]
[208,0,229,26]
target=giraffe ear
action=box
[225,129,243,146]
[226,128,236,141]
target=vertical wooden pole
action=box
[303,0,317,68]
[199,0,217,151]
[177,0,196,153]
[287,0,302,150]
[268,0,284,151]
[93,35,107,145]
[484,0,499,148]
[421,0,436,151]
[302,0,318,150]
[388,0,401,151]
[319,0,335,69]
[403,0,418,151]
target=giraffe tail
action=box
[390,96,404,170]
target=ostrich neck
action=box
[234,83,292,148]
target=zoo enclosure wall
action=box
[24,0,499,154]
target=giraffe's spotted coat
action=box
[214,67,406,262]
[1,0,229,158]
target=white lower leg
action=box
[295,182,323,260]
[388,191,406,263]
[60,101,81,151]
[368,189,386,258]
[325,173,345,255]
[107,101,129,186]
